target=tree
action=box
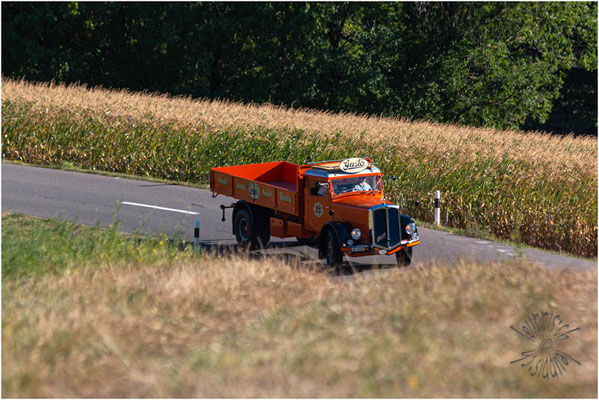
[2,2,596,135]
[383,2,597,131]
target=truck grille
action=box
[370,205,401,250]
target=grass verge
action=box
[1,213,184,281]
[415,219,598,262]
[2,213,597,397]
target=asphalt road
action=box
[2,163,595,270]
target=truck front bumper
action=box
[341,235,421,257]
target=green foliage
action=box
[1,2,596,134]
[524,68,597,135]
[2,101,596,257]
[1,213,183,281]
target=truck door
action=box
[304,177,333,232]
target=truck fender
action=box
[400,215,416,240]
[318,222,351,259]
[232,201,254,234]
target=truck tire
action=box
[324,230,343,268]
[233,206,270,250]
[234,208,259,250]
[396,246,412,267]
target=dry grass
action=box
[3,255,596,397]
[2,79,596,174]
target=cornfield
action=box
[2,79,597,257]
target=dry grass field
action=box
[2,79,597,257]
[2,214,597,397]
[3,258,596,397]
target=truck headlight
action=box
[405,223,417,236]
[351,228,361,240]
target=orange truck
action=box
[210,158,420,267]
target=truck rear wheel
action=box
[324,230,343,268]
[396,246,412,267]
[234,207,270,250]
[234,208,258,250]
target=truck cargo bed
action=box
[210,161,301,216]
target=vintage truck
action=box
[210,158,420,267]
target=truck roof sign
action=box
[339,158,369,174]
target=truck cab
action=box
[302,159,419,266]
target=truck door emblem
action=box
[313,202,324,218]
[248,182,260,200]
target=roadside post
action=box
[194,219,200,252]
[434,190,441,226]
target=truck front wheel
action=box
[324,230,343,268]
[396,246,413,267]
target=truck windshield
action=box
[331,175,381,197]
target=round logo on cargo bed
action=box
[248,182,260,200]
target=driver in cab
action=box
[354,176,372,191]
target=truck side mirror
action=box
[314,182,329,197]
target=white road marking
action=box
[121,201,199,215]
[497,249,509,253]
[476,240,488,244]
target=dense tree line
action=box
[2,2,596,135]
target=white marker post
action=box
[194,219,200,252]
[434,190,441,226]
